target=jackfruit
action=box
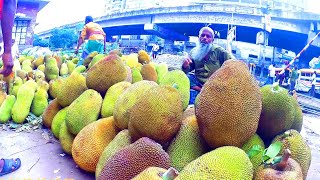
[15,69,27,82]
[37,64,45,72]
[59,120,75,155]
[272,130,311,179]
[12,59,21,72]
[242,134,265,171]
[177,146,253,179]
[51,107,68,139]
[48,78,64,99]
[140,64,157,82]
[86,54,127,95]
[128,85,183,145]
[56,71,87,107]
[138,50,151,64]
[196,60,262,149]
[72,117,118,172]
[113,80,158,129]
[0,81,7,106]
[65,89,102,135]
[33,56,44,68]
[53,55,63,69]
[159,70,190,110]
[131,68,143,83]
[67,60,76,74]
[101,81,131,118]
[291,96,303,132]
[108,49,122,56]
[42,99,62,129]
[71,57,79,64]
[97,137,170,180]
[88,53,105,69]
[73,65,86,73]
[59,63,68,76]
[155,62,168,83]
[167,115,208,171]
[21,59,33,72]
[44,57,59,81]
[257,84,295,144]
[34,70,45,83]
[11,80,38,124]
[11,77,23,97]
[132,167,168,180]
[0,95,16,123]
[83,51,98,67]
[125,54,139,68]
[31,80,49,116]
[96,129,131,177]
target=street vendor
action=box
[75,16,106,66]
[182,26,235,91]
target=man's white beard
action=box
[190,42,212,61]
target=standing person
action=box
[151,42,159,59]
[289,65,299,93]
[11,38,19,59]
[310,71,317,97]
[268,63,276,84]
[182,26,235,91]
[75,16,106,66]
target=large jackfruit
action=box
[132,167,168,180]
[241,134,265,171]
[44,57,59,81]
[72,117,118,173]
[272,130,311,179]
[0,95,16,123]
[57,71,87,107]
[65,89,102,135]
[86,54,127,96]
[48,78,64,99]
[51,107,68,139]
[97,137,170,180]
[176,146,253,179]
[196,60,262,149]
[31,80,49,117]
[59,120,75,155]
[128,85,183,145]
[96,129,131,177]
[257,85,295,144]
[140,64,157,82]
[159,70,190,110]
[101,81,131,118]
[11,80,38,124]
[113,80,158,129]
[42,99,62,129]
[167,115,208,171]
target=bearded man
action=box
[182,27,235,91]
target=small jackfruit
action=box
[31,80,49,116]
[59,120,75,155]
[42,99,62,129]
[0,95,16,123]
[140,64,157,82]
[138,50,151,64]
[44,57,59,81]
[51,107,68,139]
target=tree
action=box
[33,34,49,47]
[49,28,78,49]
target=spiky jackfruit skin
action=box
[59,63,68,76]
[12,80,38,124]
[132,167,167,180]
[291,97,303,132]
[125,66,132,83]
[51,107,68,139]
[125,54,139,68]
[86,54,127,96]
[59,120,75,155]
[73,65,86,73]
[113,80,158,129]
[31,81,49,117]
[257,85,295,144]
[195,60,262,149]
[11,77,23,97]
[83,51,98,67]
[65,89,103,135]
[34,70,45,83]
[97,137,170,180]
[88,53,105,69]
[33,56,44,68]
[132,68,143,83]
[72,117,118,173]
[159,70,190,110]
[138,50,151,64]
[49,78,64,99]
[57,71,87,107]
[101,81,131,118]
[42,99,62,129]
[128,85,183,145]
[0,95,16,123]
[242,134,265,171]
[96,129,131,177]
[176,146,253,180]
[37,64,45,72]
[272,130,311,179]
[44,57,59,81]
[67,60,76,74]
[140,64,157,82]
[156,62,168,83]
[167,115,208,171]
[254,158,303,180]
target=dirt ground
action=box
[0,110,319,180]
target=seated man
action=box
[182,26,235,91]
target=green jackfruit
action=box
[132,68,143,83]
[159,70,190,110]
[31,80,49,116]
[49,78,64,99]
[65,89,103,135]
[167,115,208,171]
[59,63,68,76]
[113,80,158,129]
[101,81,131,118]
[73,65,86,73]
[44,57,59,81]
[96,129,131,177]
[132,167,168,180]
[51,107,68,139]
[156,62,168,83]
[83,51,98,67]
[11,80,38,124]
[88,53,105,69]
[59,120,75,155]
[37,64,45,72]
[241,134,265,171]
[0,95,16,123]
[67,60,76,74]
[34,70,45,83]
[177,146,253,179]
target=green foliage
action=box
[262,142,282,164]
[49,28,78,49]
[33,35,49,47]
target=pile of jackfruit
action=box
[0,49,311,180]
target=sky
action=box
[34,0,320,34]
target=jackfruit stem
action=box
[274,149,291,171]
[272,82,280,91]
[162,167,179,180]
[284,131,290,138]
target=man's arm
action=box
[1,0,17,76]
[75,27,86,54]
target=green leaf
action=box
[272,156,282,165]
[247,145,263,158]
[265,142,282,159]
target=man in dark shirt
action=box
[182,27,235,91]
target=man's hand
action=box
[74,49,79,55]
[182,57,192,69]
[0,52,14,77]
